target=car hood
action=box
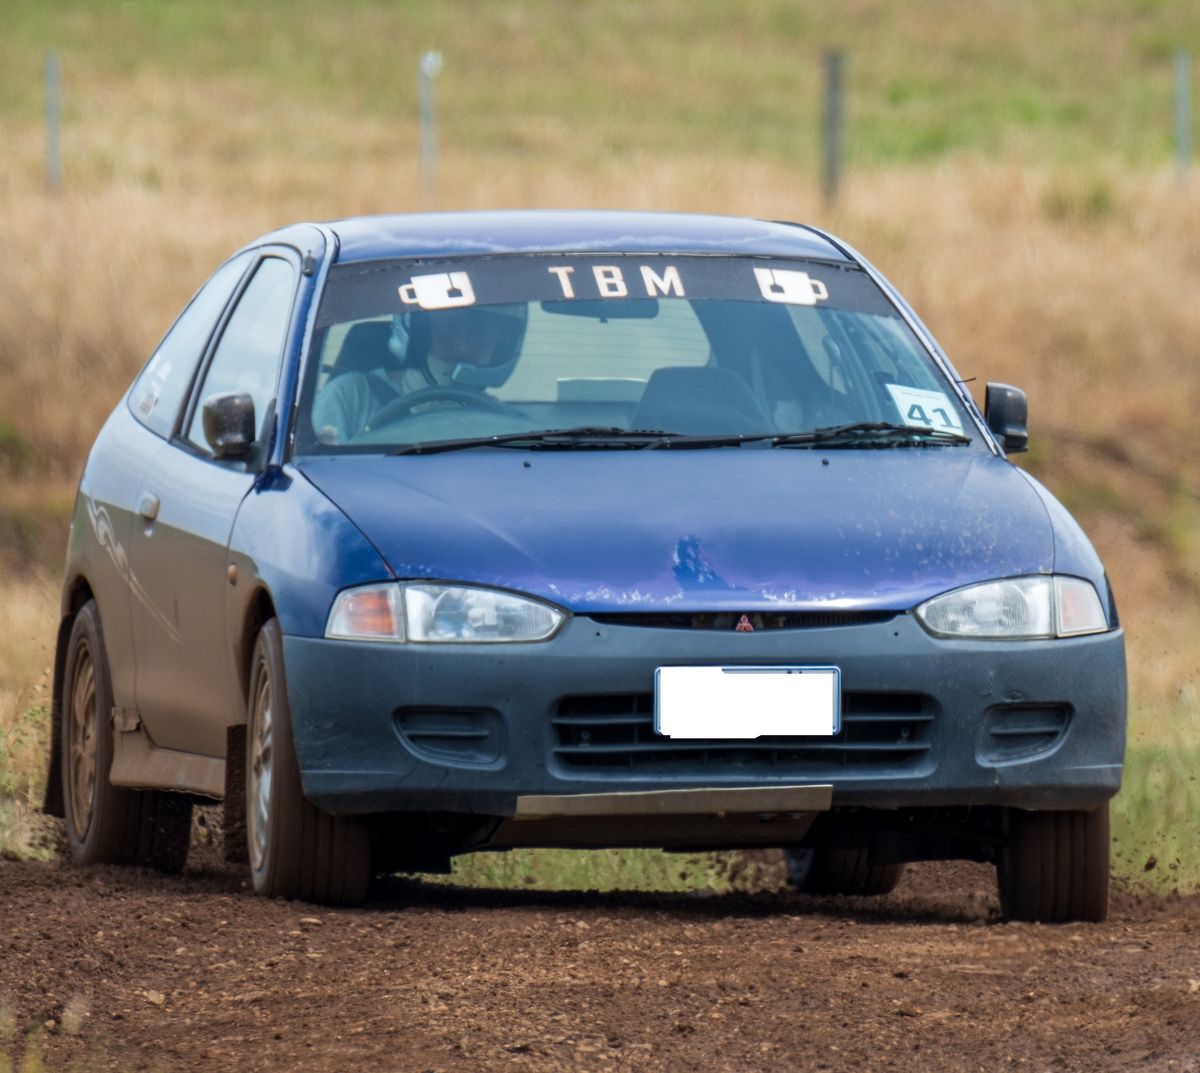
[296,449,1054,612]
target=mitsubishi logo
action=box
[735,614,755,632]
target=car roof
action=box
[295,211,852,264]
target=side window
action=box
[129,251,254,437]
[186,257,297,451]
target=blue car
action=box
[45,211,1125,919]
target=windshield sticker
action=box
[547,266,576,297]
[593,266,628,297]
[754,267,828,306]
[640,264,684,297]
[135,357,172,417]
[399,271,476,310]
[548,264,687,299]
[886,384,965,433]
[319,256,900,328]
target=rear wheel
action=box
[246,618,370,904]
[61,601,191,872]
[784,846,906,896]
[997,805,1109,923]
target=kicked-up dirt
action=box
[2,843,1199,1073]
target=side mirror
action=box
[984,382,1028,453]
[202,392,256,460]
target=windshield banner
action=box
[318,255,897,327]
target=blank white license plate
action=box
[654,665,841,739]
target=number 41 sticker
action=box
[885,384,965,434]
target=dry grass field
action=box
[1,0,1198,885]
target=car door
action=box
[77,250,256,718]
[129,250,301,757]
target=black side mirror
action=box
[202,392,256,460]
[984,382,1028,453]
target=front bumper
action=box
[283,613,1126,823]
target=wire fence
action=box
[41,47,1196,204]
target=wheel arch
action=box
[222,585,277,867]
[44,576,96,817]
[235,586,278,706]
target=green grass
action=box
[1,0,1198,169]
[1112,727,1200,893]
[0,703,56,862]
[0,706,45,798]
[443,846,789,894]
[446,847,723,893]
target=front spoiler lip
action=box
[512,783,833,819]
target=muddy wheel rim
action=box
[248,662,273,872]
[67,639,99,840]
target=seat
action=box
[631,366,773,436]
[328,321,395,378]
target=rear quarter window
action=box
[128,251,253,438]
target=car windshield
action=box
[294,254,976,454]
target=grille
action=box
[588,610,898,631]
[552,691,934,773]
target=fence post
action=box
[419,50,443,203]
[45,50,61,191]
[821,50,845,208]
[1176,49,1191,183]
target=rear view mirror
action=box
[202,392,256,460]
[540,299,659,319]
[985,382,1028,453]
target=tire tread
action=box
[998,806,1109,923]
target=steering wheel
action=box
[365,386,511,431]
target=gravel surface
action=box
[2,850,1198,1073]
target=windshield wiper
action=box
[388,422,970,455]
[388,427,680,455]
[772,422,971,448]
[643,425,970,449]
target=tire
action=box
[246,618,370,904]
[61,601,192,873]
[784,846,906,896]
[997,805,1109,923]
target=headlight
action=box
[326,583,565,644]
[402,583,565,642]
[915,575,1108,639]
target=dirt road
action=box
[3,845,1198,1073]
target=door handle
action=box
[138,493,160,522]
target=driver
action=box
[313,304,525,444]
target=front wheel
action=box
[996,805,1110,923]
[246,618,370,904]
